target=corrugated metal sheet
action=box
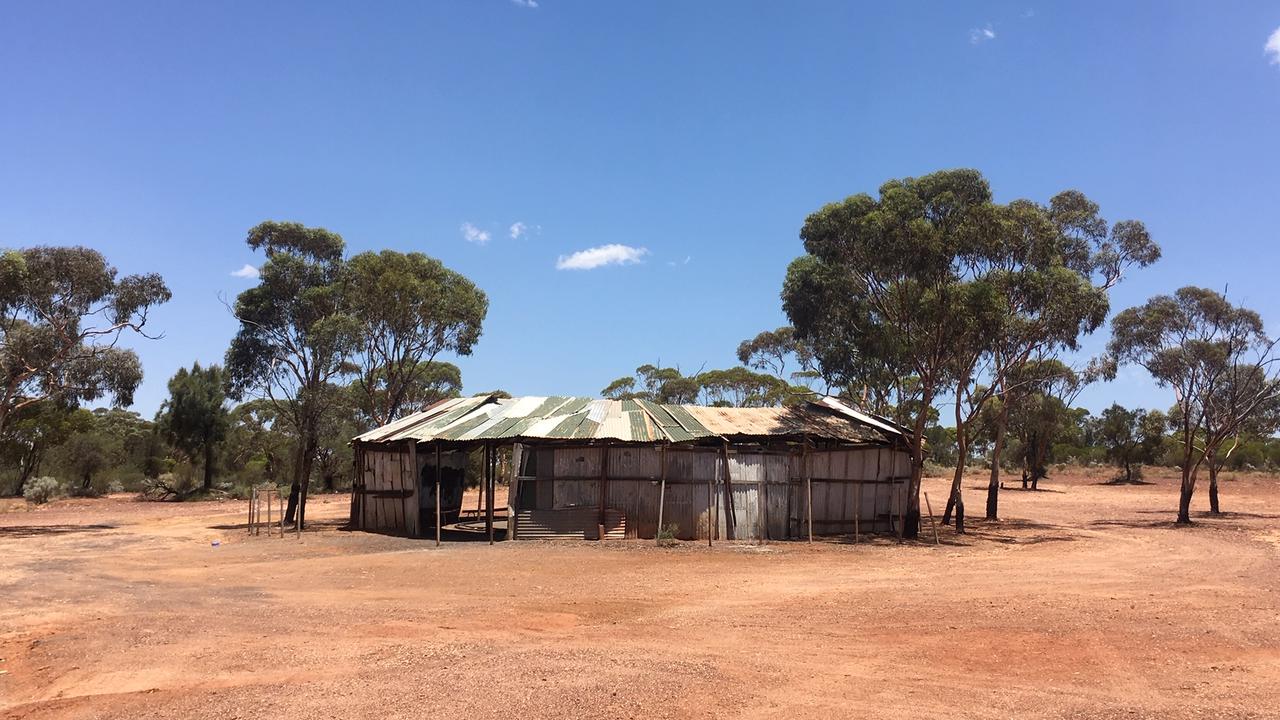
[355,394,904,447]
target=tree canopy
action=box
[345,250,486,427]
[0,246,170,435]
[157,362,230,491]
[1109,286,1280,521]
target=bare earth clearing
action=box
[1,469,1278,719]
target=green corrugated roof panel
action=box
[437,413,492,440]
[547,412,588,438]
[665,426,695,442]
[636,399,677,427]
[420,398,489,432]
[557,397,592,416]
[663,404,713,436]
[627,411,652,442]
[475,416,522,439]
[503,416,542,437]
[572,418,600,439]
[526,396,570,419]
[621,399,641,413]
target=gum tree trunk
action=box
[1177,467,1196,524]
[1208,461,1220,514]
[203,441,215,491]
[985,404,1007,520]
[942,388,967,533]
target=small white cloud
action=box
[1267,26,1280,65]
[970,23,996,44]
[509,221,528,240]
[556,244,649,271]
[231,264,259,279]
[1021,8,1035,19]
[511,0,539,7]
[461,222,491,245]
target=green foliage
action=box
[346,250,487,426]
[0,245,170,435]
[1096,404,1166,482]
[1109,287,1280,519]
[601,364,803,407]
[0,401,90,495]
[351,361,462,428]
[656,523,680,546]
[157,363,230,490]
[23,476,63,504]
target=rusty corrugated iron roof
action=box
[355,394,903,447]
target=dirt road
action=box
[2,470,1278,719]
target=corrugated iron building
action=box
[349,394,912,542]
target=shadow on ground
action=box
[0,523,115,538]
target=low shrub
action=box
[656,523,680,546]
[23,476,64,505]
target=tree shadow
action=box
[209,517,352,533]
[0,523,115,538]
[930,517,1079,546]
[1096,479,1155,486]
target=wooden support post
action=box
[924,491,940,546]
[854,480,861,544]
[804,439,813,543]
[597,442,610,541]
[486,443,495,545]
[656,445,667,546]
[434,444,442,547]
[408,440,418,539]
[248,487,255,535]
[760,461,770,544]
[707,455,714,548]
[265,488,271,537]
[720,441,735,541]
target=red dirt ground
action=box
[1,469,1278,719]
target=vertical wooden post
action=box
[434,444,442,547]
[720,441,735,541]
[760,455,770,544]
[408,440,418,539]
[485,443,494,545]
[707,450,714,547]
[804,439,813,543]
[853,480,861,543]
[656,445,668,546]
[597,442,610,541]
[924,491,940,545]
[265,488,271,537]
[248,487,255,535]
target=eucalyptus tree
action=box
[696,366,795,407]
[602,364,702,404]
[0,401,90,495]
[350,361,462,428]
[782,169,1001,538]
[1109,287,1280,523]
[736,327,820,383]
[0,246,170,435]
[1005,360,1088,489]
[1096,404,1166,484]
[157,362,230,491]
[979,193,1158,520]
[1199,365,1280,512]
[345,250,487,427]
[225,222,360,528]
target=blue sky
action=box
[3,2,1279,420]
